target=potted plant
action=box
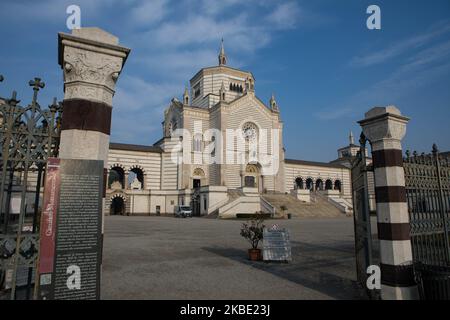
[240,213,265,261]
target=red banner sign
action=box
[38,157,61,274]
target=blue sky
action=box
[0,0,449,162]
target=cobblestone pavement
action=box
[101,216,367,300]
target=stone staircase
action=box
[219,188,261,218]
[261,192,345,218]
[206,189,252,218]
[227,189,245,201]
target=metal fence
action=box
[404,145,450,299]
[0,76,61,299]
[351,133,380,299]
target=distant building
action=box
[105,42,354,217]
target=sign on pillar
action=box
[37,159,104,300]
[36,28,130,300]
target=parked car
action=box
[175,205,193,218]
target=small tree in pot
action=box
[240,213,265,261]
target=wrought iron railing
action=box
[0,75,61,299]
[351,133,379,299]
[404,145,450,267]
[404,145,450,299]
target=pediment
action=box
[227,93,275,118]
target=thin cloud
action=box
[317,37,450,120]
[0,0,315,145]
[266,1,302,30]
[129,0,169,28]
[112,75,180,144]
[350,21,450,67]
[110,0,311,143]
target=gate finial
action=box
[29,77,45,91]
[359,132,366,146]
[8,91,20,106]
[49,97,59,113]
[432,143,438,155]
[29,77,45,104]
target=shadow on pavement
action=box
[202,240,368,300]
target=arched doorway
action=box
[316,179,324,191]
[325,179,333,190]
[192,168,205,189]
[110,196,125,216]
[334,180,342,192]
[295,177,303,189]
[306,178,313,191]
[244,164,260,189]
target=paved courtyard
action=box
[101,215,367,300]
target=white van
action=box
[175,205,193,218]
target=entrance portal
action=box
[244,164,260,190]
[244,176,256,187]
[110,197,125,215]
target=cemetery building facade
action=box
[105,43,355,217]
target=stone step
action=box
[262,193,344,218]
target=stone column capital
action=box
[58,28,130,105]
[358,106,409,151]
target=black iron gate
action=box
[404,145,450,299]
[351,133,379,299]
[0,76,61,300]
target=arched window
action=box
[211,136,216,157]
[193,168,205,177]
[246,164,258,173]
[295,177,303,189]
[108,166,125,189]
[193,168,205,190]
[193,134,202,152]
[129,167,144,189]
[316,179,324,191]
[306,178,313,190]
[229,83,244,93]
[325,179,333,190]
[334,180,342,192]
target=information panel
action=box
[38,159,103,300]
[263,227,292,262]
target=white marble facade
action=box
[105,44,354,217]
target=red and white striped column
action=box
[58,28,130,227]
[359,106,418,300]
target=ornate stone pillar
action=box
[359,106,418,300]
[58,28,130,226]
